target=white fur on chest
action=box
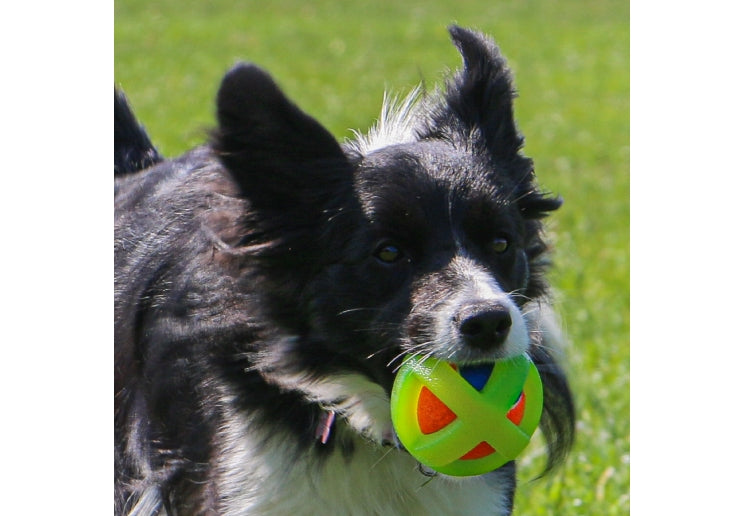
[216,412,511,516]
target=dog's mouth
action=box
[379,346,526,406]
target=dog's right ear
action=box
[213,64,353,215]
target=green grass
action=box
[115,1,629,513]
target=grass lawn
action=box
[115,1,629,513]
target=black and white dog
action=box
[115,26,574,515]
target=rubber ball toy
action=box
[390,353,543,476]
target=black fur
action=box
[115,26,574,515]
[114,90,162,176]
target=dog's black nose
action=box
[457,302,512,350]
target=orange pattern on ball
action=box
[460,441,496,460]
[417,386,457,434]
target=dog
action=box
[115,26,574,515]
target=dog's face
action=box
[359,140,534,364]
[209,27,567,453]
[312,140,537,374]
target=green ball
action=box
[390,354,543,476]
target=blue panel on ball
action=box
[459,364,492,391]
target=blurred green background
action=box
[115,1,629,514]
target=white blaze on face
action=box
[431,255,529,363]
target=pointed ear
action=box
[432,26,524,160]
[212,64,352,214]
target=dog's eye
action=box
[374,243,404,264]
[490,237,509,254]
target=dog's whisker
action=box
[336,307,385,317]
[365,343,402,361]
[391,349,433,372]
[388,345,429,370]
[369,445,398,472]
[520,307,540,318]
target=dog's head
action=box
[212,26,573,470]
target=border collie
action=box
[115,26,574,515]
